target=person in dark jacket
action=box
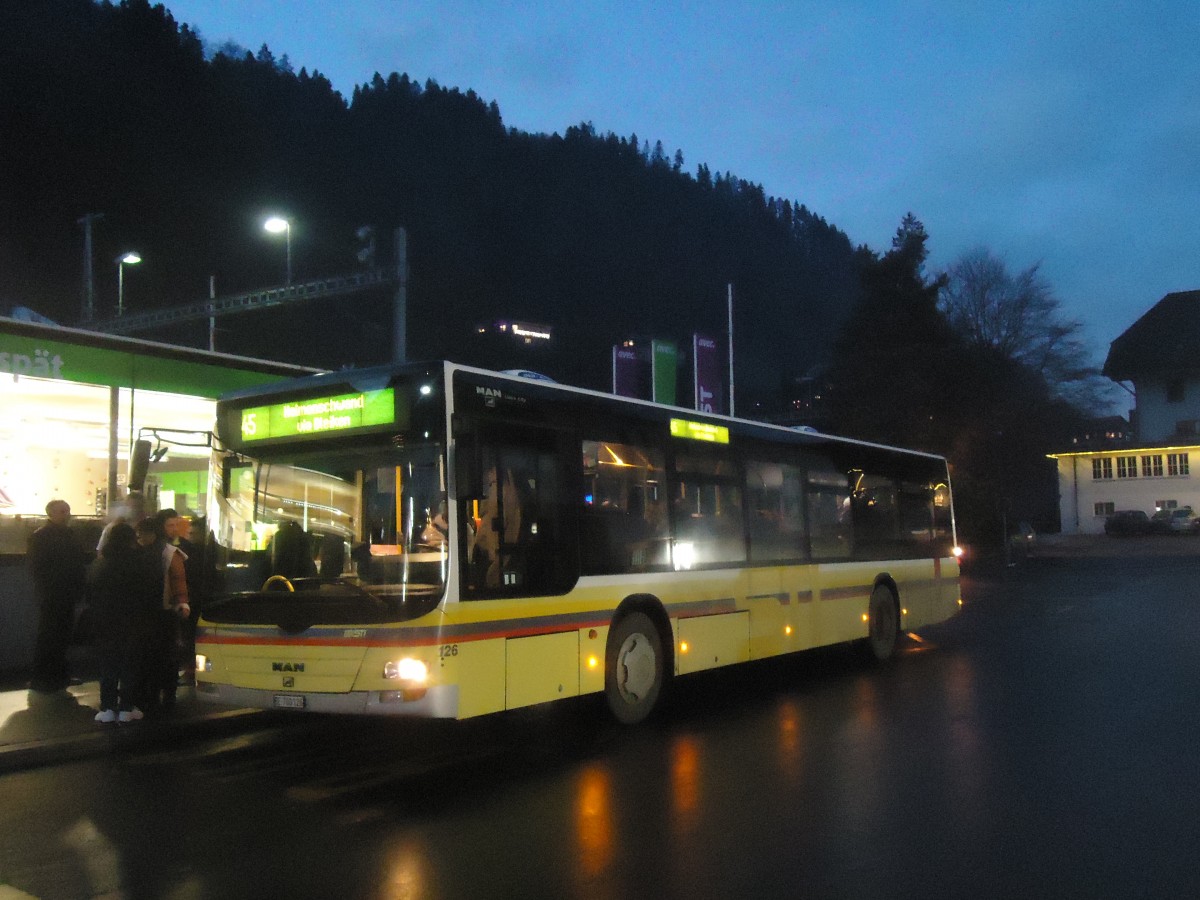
[88,522,161,723]
[27,499,88,693]
[136,516,190,716]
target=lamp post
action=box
[116,252,141,316]
[264,216,292,285]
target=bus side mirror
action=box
[128,439,152,493]
[220,454,236,499]
[453,416,483,498]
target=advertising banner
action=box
[612,345,640,398]
[651,340,677,406]
[693,333,721,414]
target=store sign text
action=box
[1,348,65,379]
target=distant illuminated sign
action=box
[241,388,395,442]
[670,418,729,444]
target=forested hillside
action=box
[0,0,861,406]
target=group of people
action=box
[26,500,198,724]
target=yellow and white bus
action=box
[195,361,961,723]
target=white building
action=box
[1051,291,1200,533]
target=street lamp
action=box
[263,216,292,286]
[115,252,141,316]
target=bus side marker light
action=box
[784,625,792,636]
[680,641,689,654]
[861,614,869,623]
[587,655,599,670]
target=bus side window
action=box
[745,459,807,562]
[671,450,746,567]
[580,439,668,573]
[806,458,852,560]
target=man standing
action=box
[136,515,190,715]
[27,499,88,692]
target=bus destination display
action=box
[669,417,729,444]
[240,388,395,442]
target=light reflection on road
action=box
[573,762,615,879]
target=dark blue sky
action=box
[167,1,1200,371]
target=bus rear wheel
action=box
[866,585,900,662]
[605,611,667,724]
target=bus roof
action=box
[216,359,949,464]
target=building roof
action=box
[1103,290,1200,382]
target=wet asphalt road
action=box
[1,554,1198,899]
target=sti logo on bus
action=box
[272,662,305,673]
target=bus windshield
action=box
[207,440,448,624]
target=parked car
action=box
[1147,507,1194,534]
[1168,507,1196,533]
[1106,509,1151,536]
[1148,509,1175,534]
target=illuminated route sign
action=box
[669,417,729,444]
[241,388,395,442]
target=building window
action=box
[1094,502,1115,517]
[1116,457,1138,478]
[1168,453,1189,477]
[1091,458,1113,480]
[1142,455,1164,477]
[1157,499,1177,510]
[1167,380,1186,403]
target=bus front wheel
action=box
[605,611,666,724]
[866,585,900,662]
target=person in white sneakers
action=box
[87,522,161,724]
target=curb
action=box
[0,706,263,775]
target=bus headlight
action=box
[384,658,428,683]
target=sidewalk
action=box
[0,680,260,774]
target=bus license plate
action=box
[273,694,305,709]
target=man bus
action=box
[195,362,961,724]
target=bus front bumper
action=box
[195,681,460,718]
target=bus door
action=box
[455,420,579,599]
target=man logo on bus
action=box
[272,662,305,672]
